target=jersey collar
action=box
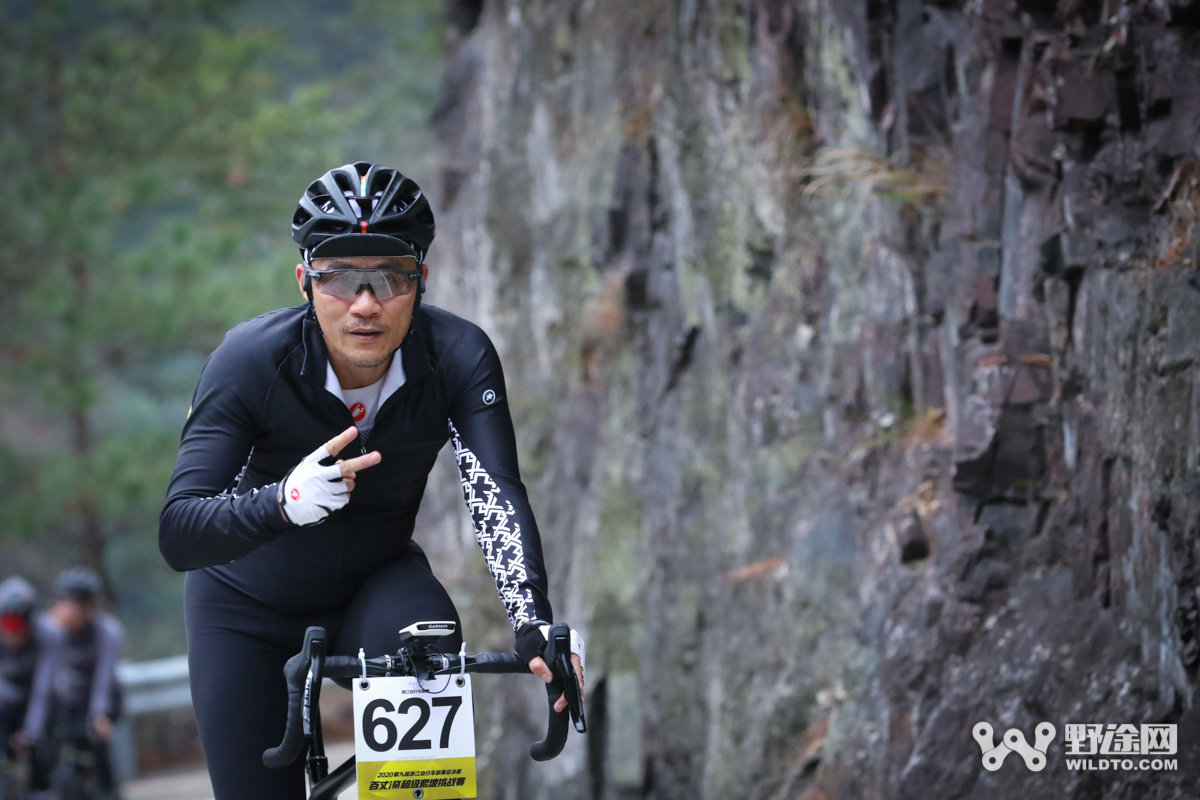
[323,356,407,406]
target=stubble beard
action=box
[335,342,394,369]
[332,319,397,370]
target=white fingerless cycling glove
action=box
[277,443,348,526]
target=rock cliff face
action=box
[414,0,1200,796]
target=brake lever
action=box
[546,624,586,734]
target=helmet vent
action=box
[367,168,396,196]
[312,219,351,236]
[332,172,356,195]
[312,194,339,215]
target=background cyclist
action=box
[159,162,583,800]
[47,567,124,800]
[0,576,62,800]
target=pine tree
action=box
[0,0,442,651]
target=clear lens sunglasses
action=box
[305,261,422,301]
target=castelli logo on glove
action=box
[280,441,350,526]
[350,402,367,422]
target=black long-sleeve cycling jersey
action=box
[159,304,552,631]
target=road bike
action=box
[0,744,28,800]
[263,621,585,800]
[47,713,116,800]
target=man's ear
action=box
[296,264,307,299]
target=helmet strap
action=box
[412,279,424,318]
[405,269,427,331]
[301,249,316,317]
[414,250,426,310]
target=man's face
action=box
[295,256,429,372]
[52,598,94,633]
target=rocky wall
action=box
[414,0,1200,797]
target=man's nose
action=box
[349,286,382,315]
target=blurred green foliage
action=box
[0,0,445,657]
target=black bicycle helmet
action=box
[292,161,435,262]
[54,566,103,602]
[0,576,36,617]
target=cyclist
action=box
[46,567,124,800]
[159,162,584,800]
[0,576,61,800]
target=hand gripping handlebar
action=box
[530,622,587,761]
[263,623,586,768]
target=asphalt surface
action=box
[122,741,356,800]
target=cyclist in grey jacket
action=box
[47,567,124,800]
[0,575,63,797]
[159,163,583,800]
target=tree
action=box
[0,0,443,652]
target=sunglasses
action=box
[304,262,422,302]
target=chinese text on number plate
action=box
[354,674,476,799]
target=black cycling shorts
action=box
[185,541,462,800]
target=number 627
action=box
[361,696,463,752]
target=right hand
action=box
[519,623,587,713]
[89,714,113,744]
[9,727,32,751]
[280,427,381,526]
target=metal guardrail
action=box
[117,654,192,714]
[115,655,341,713]
[112,654,342,779]
[112,655,193,781]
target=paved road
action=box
[122,741,356,800]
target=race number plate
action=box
[353,675,476,799]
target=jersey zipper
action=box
[314,390,365,455]
[360,369,431,452]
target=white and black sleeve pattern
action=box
[445,324,552,631]
[450,420,548,629]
